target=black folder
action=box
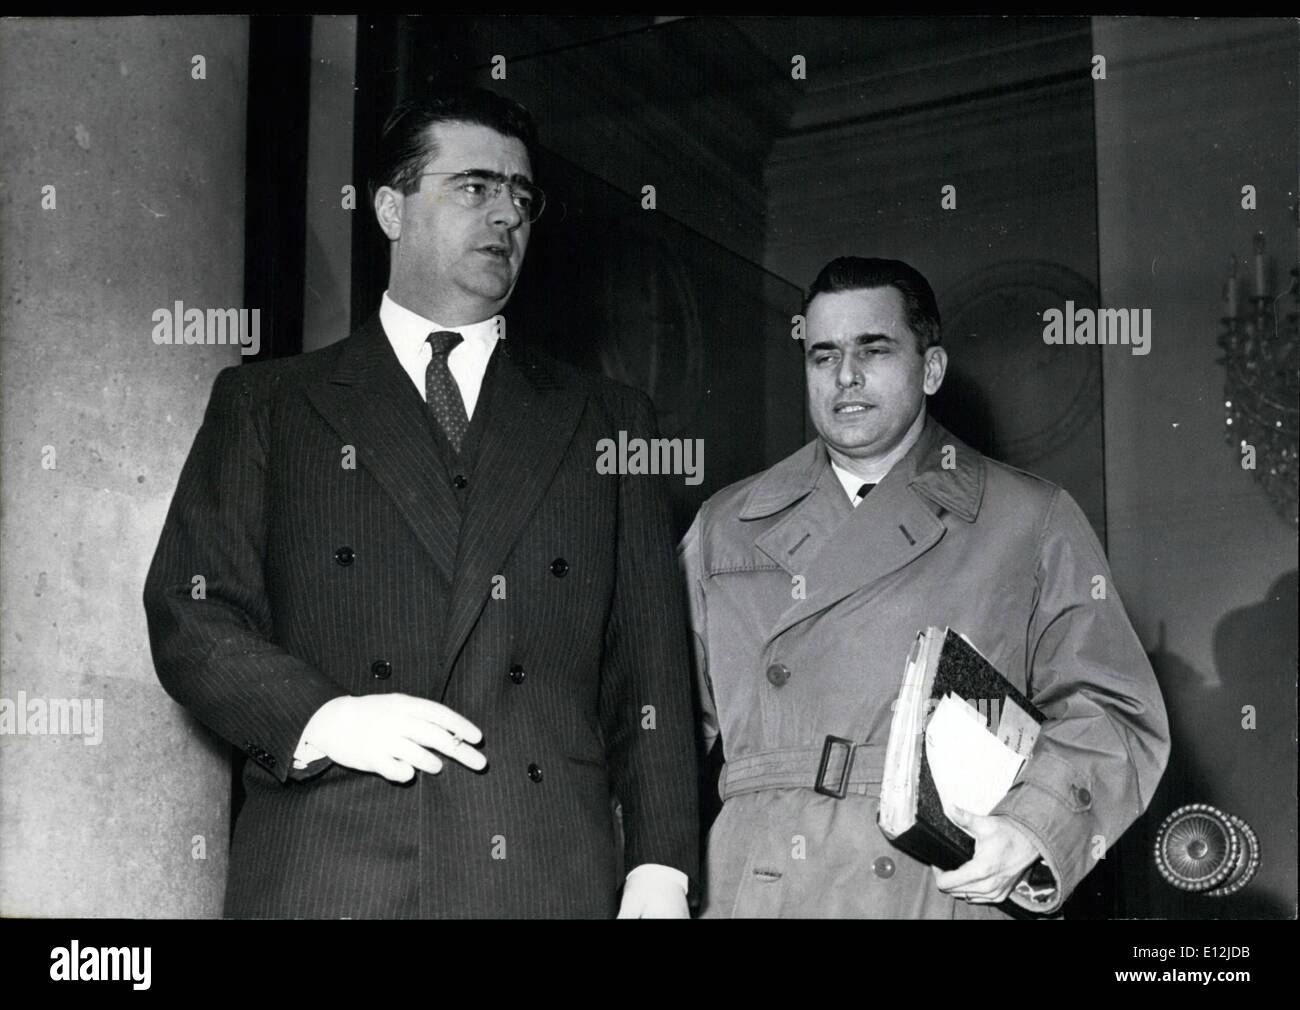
[879,627,1056,913]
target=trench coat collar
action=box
[739,413,985,525]
[744,415,986,645]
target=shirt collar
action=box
[738,414,986,523]
[379,290,504,357]
[826,406,926,501]
[829,460,870,503]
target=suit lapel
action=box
[302,315,461,585]
[437,340,587,689]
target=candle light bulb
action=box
[1225,254,1242,318]
[1253,232,1271,298]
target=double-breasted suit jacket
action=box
[680,417,1169,917]
[144,314,699,918]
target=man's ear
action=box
[373,186,403,241]
[922,346,948,396]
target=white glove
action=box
[617,864,690,919]
[296,694,486,783]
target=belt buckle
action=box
[814,735,856,799]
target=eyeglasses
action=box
[419,170,546,223]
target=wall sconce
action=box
[1218,230,1299,528]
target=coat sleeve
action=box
[142,365,348,784]
[677,505,720,758]
[598,389,701,890]
[991,486,1170,913]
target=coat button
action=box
[527,763,543,783]
[508,663,526,685]
[452,474,468,489]
[333,546,355,567]
[549,558,569,577]
[371,660,392,680]
[1075,786,1092,806]
[872,856,895,879]
[766,663,791,687]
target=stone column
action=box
[0,16,249,916]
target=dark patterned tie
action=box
[425,331,468,453]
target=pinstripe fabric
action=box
[143,314,699,918]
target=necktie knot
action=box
[428,330,463,357]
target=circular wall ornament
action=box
[1154,803,1261,897]
[938,261,1101,466]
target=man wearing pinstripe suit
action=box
[144,89,699,918]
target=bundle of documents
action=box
[879,627,1045,870]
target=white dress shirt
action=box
[830,461,874,507]
[379,290,503,417]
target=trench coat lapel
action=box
[751,444,851,574]
[303,314,461,585]
[754,418,985,646]
[437,340,586,690]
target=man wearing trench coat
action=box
[143,89,698,918]
[681,257,1169,918]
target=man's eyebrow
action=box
[455,168,535,185]
[805,332,896,353]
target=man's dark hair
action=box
[803,257,941,353]
[368,88,540,205]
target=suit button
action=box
[452,474,468,489]
[1075,786,1092,807]
[371,660,392,680]
[333,546,355,567]
[549,558,569,577]
[872,856,895,879]
[527,763,543,783]
[766,663,791,687]
[508,663,526,684]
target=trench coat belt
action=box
[719,743,887,801]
